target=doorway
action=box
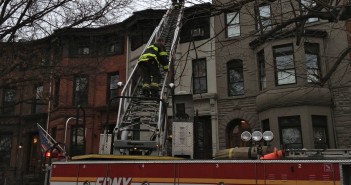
[26,133,41,175]
[226,119,251,148]
[194,116,212,159]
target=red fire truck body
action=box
[49,158,351,185]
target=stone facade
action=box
[214,0,351,150]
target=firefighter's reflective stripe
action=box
[142,83,150,89]
[150,82,159,88]
[139,53,158,62]
[160,51,167,56]
[138,44,169,66]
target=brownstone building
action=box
[0,23,128,184]
[213,0,351,150]
[0,7,171,184]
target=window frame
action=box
[279,116,303,149]
[107,72,120,104]
[73,75,89,107]
[2,87,16,114]
[273,44,297,86]
[77,46,90,55]
[257,50,266,91]
[32,83,44,114]
[175,103,189,120]
[191,27,205,37]
[312,115,329,149]
[0,134,12,166]
[54,78,60,108]
[226,11,241,38]
[301,0,319,23]
[227,59,244,96]
[192,58,208,94]
[70,125,85,156]
[256,4,272,31]
[261,119,270,146]
[304,43,321,83]
[107,37,124,55]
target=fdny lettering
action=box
[95,177,132,185]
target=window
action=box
[304,43,320,83]
[180,17,210,43]
[32,84,44,113]
[54,78,60,108]
[70,125,85,156]
[312,115,328,149]
[73,76,89,107]
[175,103,189,120]
[51,127,57,141]
[131,25,156,50]
[108,41,123,55]
[261,119,270,146]
[2,88,16,114]
[226,11,240,37]
[77,46,90,55]
[131,30,143,51]
[193,58,207,94]
[0,134,11,166]
[279,116,303,149]
[107,72,119,103]
[176,103,185,116]
[301,0,319,23]
[39,59,49,66]
[273,44,296,85]
[227,60,244,96]
[35,84,43,100]
[262,119,270,132]
[257,50,266,90]
[191,28,205,37]
[257,4,272,31]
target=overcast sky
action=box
[118,0,212,22]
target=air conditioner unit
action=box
[191,28,204,37]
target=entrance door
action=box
[26,133,41,174]
[194,116,212,159]
[226,119,251,148]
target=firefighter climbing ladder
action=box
[113,5,184,155]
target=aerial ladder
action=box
[113,5,184,156]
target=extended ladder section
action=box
[113,5,184,156]
[285,149,351,159]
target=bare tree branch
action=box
[0,0,133,42]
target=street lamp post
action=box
[105,81,123,154]
[64,117,82,155]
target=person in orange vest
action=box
[138,38,169,98]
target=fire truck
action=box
[49,147,351,185]
[47,4,351,185]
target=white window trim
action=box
[226,11,240,38]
